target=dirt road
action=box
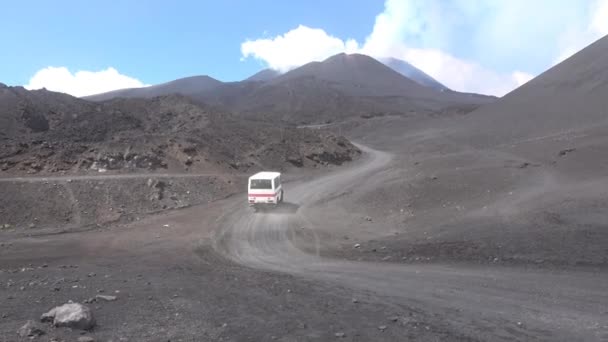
[213,144,608,341]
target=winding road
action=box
[212,144,608,341]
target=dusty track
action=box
[213,144,608,341]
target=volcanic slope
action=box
[243,56,449,92]
[321,35,608,267]
[83,75,223,102]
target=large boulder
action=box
[41,302,95,330]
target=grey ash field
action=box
[1,38,608,342]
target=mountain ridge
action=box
[84,53,494,124]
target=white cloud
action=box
[359,0,534,96]
[591,0,608,35]
[400,48,534,96]
[240,0,602,96]
[241,25,359,72]
[360,0,422,56]
[25,66,148,97]
[554,0,608,64]
[512,71,534,87]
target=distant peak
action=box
[178,75,219,81]
[245,68,282,82]
[327,52,362,59]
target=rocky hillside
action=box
[0,85,360,176]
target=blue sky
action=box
[1,0,606,96]
[0,1,381,85]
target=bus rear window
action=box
[250,179,272,189]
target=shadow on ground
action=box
[253,202,300,215]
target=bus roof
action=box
[249,171,281,180]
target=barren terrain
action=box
[2,35,608,342]
[1,142,606,341]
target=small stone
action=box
[87,272,96,277]
[95,295,117,302]
[17,320,46,338]
[354,243,361,248]
[41,302,95,330]
[558,148,575,156]
[388,316,399,322]
[378,325,387,331]
[335,332,346,338]
[364,216,372,221]
[352,298,358,303]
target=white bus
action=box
[248,171,284,210]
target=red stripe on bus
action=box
[249,193,278,197]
